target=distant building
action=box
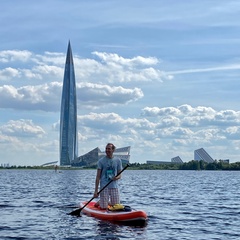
[146,160,172,165]
[219,159,230,164]
[171,156,183,163]
[194,148,214,163]
[41,161,58,167]
[71,146,131,167]
[59,42,131,167]
[1,163,10,168]
[59,42,78,166]
[100,146,131,165]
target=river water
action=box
[0,169,239,240]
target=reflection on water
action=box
[95,221,121,240]
[0,169,240,239]
[95,220,147,240]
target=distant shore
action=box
[1,160,240,171]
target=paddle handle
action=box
[82,164,129,210]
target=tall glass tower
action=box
[59,41,78,166]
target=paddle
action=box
[68,163,130,217]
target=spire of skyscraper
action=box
[59,41,78,166]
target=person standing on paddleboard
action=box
[94,143,123,209]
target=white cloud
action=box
[0,50,32,63]
[0,134,19,144]
[224,126,240,140]
[32,65,63,77]
[0,67,20,81]
[78,82,143,107]
[0,50,172,84]
[0,81,143,111]
[141,106,182,117]
[141,104,240,128]
[92,52,159,66]
[0,119,45,137]
[0,82,62,111]
[87,52,172,83]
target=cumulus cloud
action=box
[0,50,172,84]
[0,67,20,81]
[0,50,32,63]
[76,112,157,145]
[141,106,182,117]
[78,82,143,107]
[224,126,240,140]
[90,51,172,83]
[36,51,65,65]
[0,119,45,137]
[92,52,159,66]
[32,65,63,78]
[71,104,232,149]
[1,49,239,164]
[0,50,64,83]
[53,104,240,148]
[0,81,143,111]
[158,126,194,138]
[0,134,19,144]
[0,82,62,111]
[63,106,236,164]
[0,49,172,111]
[141,104,240,127]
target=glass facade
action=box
[194,148,214,163]
[59,42,78,166]
[71,146,131,167]
[171,156,183,163]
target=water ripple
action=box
[0,169,240,239]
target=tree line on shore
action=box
[1,160,240,170]
[128,160,240,171]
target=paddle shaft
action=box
[69,163,129,216]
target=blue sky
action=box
[1,0,240,166]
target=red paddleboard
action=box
[80,201,147,226]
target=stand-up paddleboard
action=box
[80,201,147,226]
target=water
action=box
[0,169,239,240]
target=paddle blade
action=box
[68,207,83,217]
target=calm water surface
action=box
[0,169,239,239]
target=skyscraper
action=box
[59,41,78,166]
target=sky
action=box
[1,0,240,166]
